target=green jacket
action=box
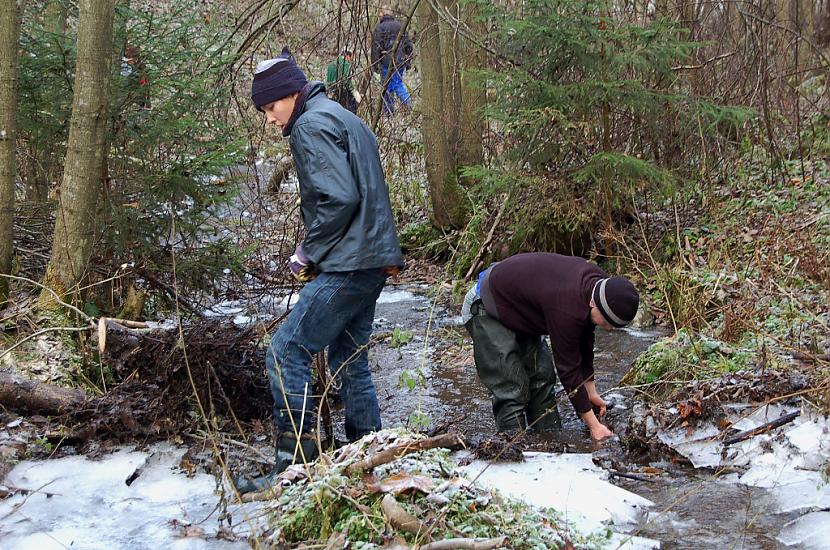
[326,57,353,90]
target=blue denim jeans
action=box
[381,66,411,115]
[265,269,387,441]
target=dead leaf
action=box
[370,471,435,495]
[380,494,429,536]
[677,399,703,419]
[169,520,206,539]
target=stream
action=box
[2,285,826,549]
[368,286,824,549]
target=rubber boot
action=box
[525,339,562,432]
[234,436,319,494]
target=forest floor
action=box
[1,153,829,548]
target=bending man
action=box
[462,252,639,440]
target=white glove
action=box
[352,89,362,104]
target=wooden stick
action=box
[464,193,511,281]
[723,411,800,446]
[419,537,507,550]
[345,433,464,475]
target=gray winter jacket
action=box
[287,82,404,272]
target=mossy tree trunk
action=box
[417,0,483,230]
[41,0,115,304]
[0,0,19,307]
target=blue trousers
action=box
[265,269,387,441]
[381,66,411,115]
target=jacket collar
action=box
[283,81,327,137]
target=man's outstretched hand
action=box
[580,409,614,441]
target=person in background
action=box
[461,252,640,440]
[326,48,360,113]
[236,48,404,494]
[371,10,414,115]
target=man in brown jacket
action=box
[462,253,640,440]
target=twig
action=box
[0,273,95,327]
[672,51,735,71]
[345,433,464,474]
[464,192,511,281]
[723,410,800,446]
[0,326,90,361]
[419,537,506,550]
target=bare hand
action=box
[588,393,607,418]
[580,409,614,441]
[590,423,614,441]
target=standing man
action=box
[326,48,359,113]
[237,48,404,493]
[462,253,640,440]
[371,10,414,115]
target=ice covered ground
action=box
[0,443,659,549]
[0,443,263,549]
[461,452,660,549]
[655,404,830,549]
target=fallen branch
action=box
[723,410,800,446]
[345,433,465,475]
[419,537,507,550]
[464,193,511,281]
[0,372,88,415]
[607,469,657,483]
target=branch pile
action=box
[243,429,609,549]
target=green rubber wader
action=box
[465,300,562,432]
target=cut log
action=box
[0,372,88,415]
[91,318,156,367]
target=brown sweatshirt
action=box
[480,253,607,414]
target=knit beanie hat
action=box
[592,276,639,328]
[251,48,308,112]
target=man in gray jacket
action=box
[237,49,404,493]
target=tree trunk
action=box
[457,1,485,171]
[0,0,19,307]
[41,0,115,302]
[417,0,478,230]
[418,0,454,228]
